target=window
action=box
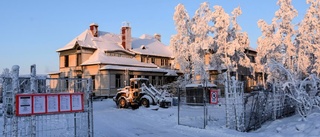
[165,59,168,66]
[91,75,95,90]
[141,57,145,62]
[158,76,162,85]
[77,75,82,89]
[64,55,69,67]
[152,76,156,85]
[151,58,155,63]
[116,74,121,88]
[65,77,69,89]
[249,56,255,63]
[161,59,164,66]
[76,53,81,66]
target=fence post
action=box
[272,79,276,120]
[225,73,230,128]
[12,65,19,137]
[30,64,37,93]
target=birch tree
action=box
[295,0,320,77]
[257,0,298,83]
[190,2,212,82]
[170,4,193,84]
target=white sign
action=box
[60,95,71,111]
[47,95,59,113]
[33,95,46,113]
[72,94,82,111]
[18,96,32,115]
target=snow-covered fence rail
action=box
[225,77,245,131]
[2,65,93,137]
[225,77,295,132]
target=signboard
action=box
[47,95,59,113]
[60,94,71,112]
[17,96,32,115]
[210,89,219,104]
[16,93,84,116]
[71,94,83,111]
[33,95,46,114]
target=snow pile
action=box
[255,111,320,137]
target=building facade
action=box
[50,22,260,97]
[49,23,178,97]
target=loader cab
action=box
[129,78,149,96]
[130,78,149,90]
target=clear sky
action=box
[0,0,309,75]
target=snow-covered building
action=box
[49,23,177,97]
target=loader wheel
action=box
[141,98,150,108]
[118,98,128,108]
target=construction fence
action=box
[1,65,93,137]
[177,77,295,132]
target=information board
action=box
[72,94,83,111]
[17,96,32,115]
[33,95,46,114]
[16,93,84,116]
[47,95,59,113]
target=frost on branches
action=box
[170,2,252,84]
[295,0,320,78]
[266,59,320,119]
[257,0,320,119]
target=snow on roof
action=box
[164,69,178,76]
[132,34,173,57]
[246,46,257,52]
[57,29,172,58]
[47,71,60,75]
[185,83,217,88]
[90,23,98,26]
[82,49,157,68]
[56,30,126,52]
[99,65,168,73]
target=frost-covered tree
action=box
[209,6,251,80]
[190,2,212,82]
[295,0,320,77]
[228,7,251,79]
[171,3,251,84]
[209,5,231,74]
[257,0,298,83]
[170,4,193,84]
[0,68,10,83]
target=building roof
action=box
[57,29,173,58]
[81,49,157,68]
[131,34,173,58]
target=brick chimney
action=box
[154,33,161,42]
[89,23,99,37]
[121,22,132,50]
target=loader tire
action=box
[118,98,128,108]
[140,98,150,108]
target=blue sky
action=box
[0,0,309,75]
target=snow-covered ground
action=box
[1,99,320,137]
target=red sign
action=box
[16,93,84,116]
[210,89,219,104]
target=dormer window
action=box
[140,45,146,50]
[64,55,69,67]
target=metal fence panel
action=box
[178,88,207,129]
[2,77,93,137]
